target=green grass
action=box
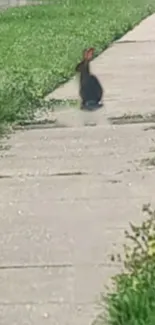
[0,0,155,123]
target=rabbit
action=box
[75,48,103,110]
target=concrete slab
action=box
[0,265,120,305]
[0,170,155,202]
[0,124,154,177]
[0,303,97,325]
[119,14,155,42]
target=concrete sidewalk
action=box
[1,14,155,325]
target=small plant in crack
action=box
[141,157,155,168]
[97,204,155,325]
[44,99,79,111]
[108,113,155,125]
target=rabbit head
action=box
[75,48,95,74]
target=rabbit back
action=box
[80,74,103,104]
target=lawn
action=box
[0,0,155,123]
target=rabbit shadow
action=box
[80,101,104,112]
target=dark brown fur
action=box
[75,48,103,109]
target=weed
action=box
[101,204,155,325]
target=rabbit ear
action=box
[83,48,94,60]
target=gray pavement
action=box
[0,0,26,8]
[1,14,155,325]
[0,0,52,9]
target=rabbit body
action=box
[79,70,103,107]
[76,48,103,109]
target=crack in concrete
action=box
[117,40,155,44]
[0,300,92,307]
[0,175,12,179]
[0,262,121,271]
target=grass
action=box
[96,204,155,325]
[0,0,155,124]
